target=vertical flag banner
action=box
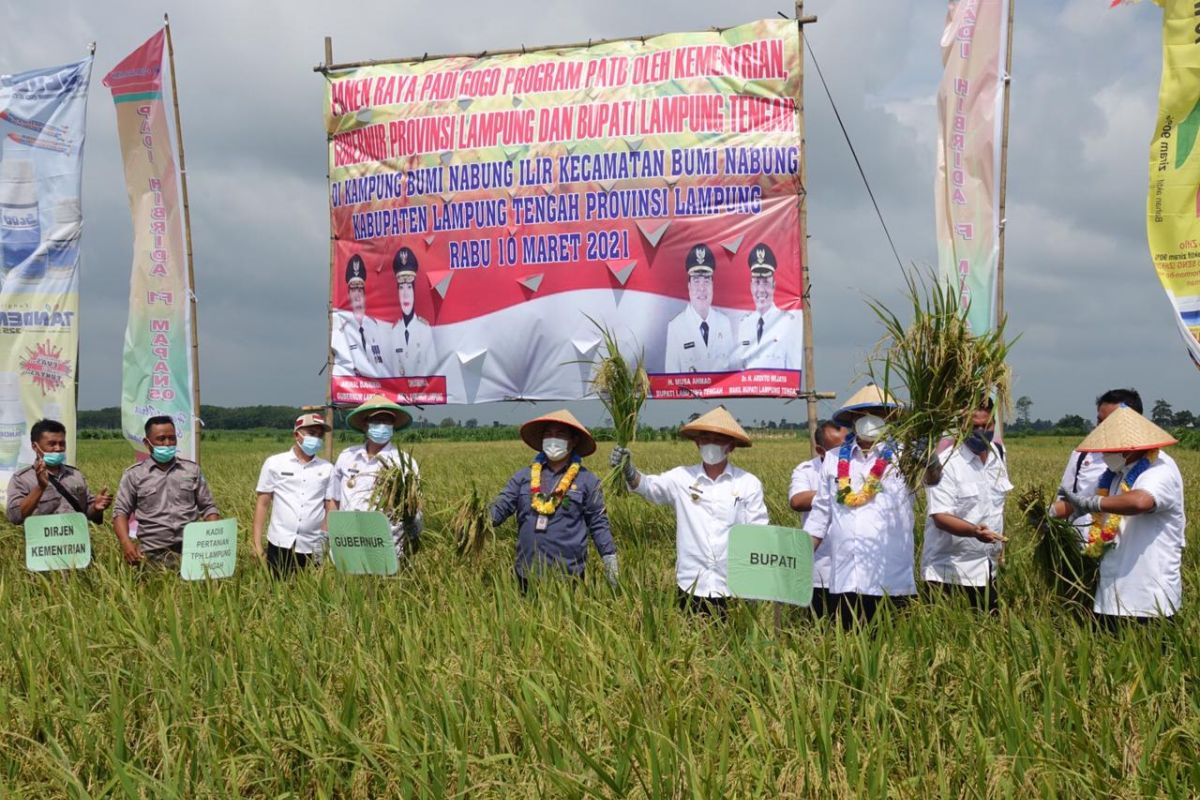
[103,31,196,456]
[323,19,804,404]
[0,57,91,506]
[1147,0,1200,366]
[935,0,1008,333]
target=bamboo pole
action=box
[995,0,1014,434]
[324,36,337,460]
[795,1,819,462]
[163,15,202,464]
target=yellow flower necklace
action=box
[836,439,895,507]
[530,453,582,516]
[1082,451,1155,559]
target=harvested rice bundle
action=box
[587,319,649,496]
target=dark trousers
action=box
[1095,613,1172,632]
[810,587,832,618]
[832,592,910,630]
[676,588,730,618]
[928,579,998,614]
[141,542,183,571]
[515,570,582,596]
[266,542,316,577]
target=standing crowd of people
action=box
[4,386,1187,628]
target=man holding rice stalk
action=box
[805,385,916,629]
[489,410,618,593]
[1054,407,1185,626]
[326,395,422,562]
[788,420,848,618]
[612,407,769,616]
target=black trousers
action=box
[928,579,998,614]
[676,588,730,618]
[1095,613,1172,632]
[832,592,910,630]
[266,542,316,577]
[810,587,833,618]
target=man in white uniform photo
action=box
[331,254,389,378]
[663,244,734,374]
[736,242,802,370]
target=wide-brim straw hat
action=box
[679,406,752,448]
[1076,406,1177,453]
[833,384,901,425]
[520,409,596,457]
[346,395,413,432]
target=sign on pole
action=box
[726,523,813,606]
[24,511,91,571]
[180,518,237,580]
[327,510,398,576]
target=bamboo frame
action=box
[794,2,821,460]
[163,15,203,464]
[323,36,336,460]
[995,0,1013,435]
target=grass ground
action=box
[0,436,1197,798]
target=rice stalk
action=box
[369,450,422,546]
[584,316,649,495]
[451,484,494,559]
[1017,484,1096,609]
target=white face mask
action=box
[1102,452,1128,473]
[542,436,570,461]
[699,443,728,465]
[854,414,886,442]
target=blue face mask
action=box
[964,428,994,455]
[42,451,65,467]
[299,435,322,456]
[366,423,393,445]
[150,445,177,464]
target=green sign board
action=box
[328,511,398,576]
[180,518,238,580]
[727,524,813,607]
[24,512,91,571]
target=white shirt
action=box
[1060,450,1107,536]
[635,462,769,597]
[788,456,830,588]
[663,304,734,373]
[806,441,916,596]
[326,443,418,512]
[256,448,333,554]
[389,314,437,376]
[331,310,390,378]
[922,443,1013,587]
[1094,452,1186,617]
[736,304,802,369]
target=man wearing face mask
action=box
[663,244,734,373]
[387,247,437,377]
[788,420,848,618]
[252,413,334,576]
[612,406,769,615]
[6,418,111,524]
[326,395,422,561]
[805,385,915,629]
[490,410,617,592]
[920,398,1012,613]
[1055,407,1185,625]
[112,416,221,568]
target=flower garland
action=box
[1083,451,1155,558]
[836,438,895,507]
[530,452,582,515]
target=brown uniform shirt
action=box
[5,464,94,524]
[113,458,219,552]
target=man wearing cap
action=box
[490,409,618,592]
[112,416,221,568]
[788,420,848,618]
[1056,407,1186,624]
[252,413,334,576]
[332,254,389,378]
[613,407,769,615]
[805,385,916,628]
[387,247,437,377]
[736,243,803,370]
[663,244,734,373]
[326,395,422,560]
[1054,388,1143,541]
[920,397,1012,613]
[7,418,111,525]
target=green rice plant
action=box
[451,483,494,559]
[867,269,1015,489]
[369,449,422,553]
[1018,484,1097,611]
[584,317,649,496]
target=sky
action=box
[0,0,1189,429]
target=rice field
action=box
[1,436,1198,798]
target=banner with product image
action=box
[324,19,805,405]
[0,56,90,507]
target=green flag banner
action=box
[24,512,90,571]
[180,518,237,580]
[328,510,397,576]
[726,524,813,606]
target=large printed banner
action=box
[103,31,196,456]
[935,0,1008,333]
[324,19,804,405]
[1147,0,1200,366]
[0,57,91,506]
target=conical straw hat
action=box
[520,409,596,457]
[833,384,901,425]
[346,394,412,431]
[679,406,752,448]
[1076,406,1177,452]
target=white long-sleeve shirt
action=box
[635,463,769,597]
[921,443,1012,587]
[788,456,829,588]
